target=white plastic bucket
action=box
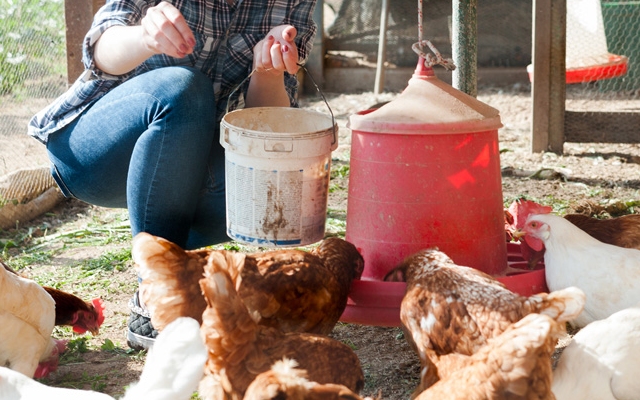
[220,107,338,247]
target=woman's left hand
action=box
[253,25,299,75]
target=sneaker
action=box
[126,291,158,351]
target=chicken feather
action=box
[0,260,59,379]
[415,313,563,400]
[384,248,585,394]
[133,232,363,335]
[198,250,364,400]
[519,213,640,327]
[244,358,367,400]
[552,306,640,400]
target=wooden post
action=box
[64,0,93,85]
[452,0,477,97]
[531,0,566,153]
[374,0,389,94]
[64,0,105,86]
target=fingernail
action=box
[188,38,196,47]
[180,44,188,53]
[268,35,274,41]
[282,45,289,53]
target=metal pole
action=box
[374,0,390,94]
[451,0,477,97]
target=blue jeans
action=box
[46,66,228,249]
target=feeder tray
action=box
[527,53,628,84]
[340,242,548,327]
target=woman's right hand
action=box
[140,2,196,59]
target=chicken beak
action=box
[511,229,526,240]
[90,328,100,336]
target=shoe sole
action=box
[127,329,156,351]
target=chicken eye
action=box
[530,222,538,228]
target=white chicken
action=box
[0,367,114,400]
[552,306,640,400]
[518,213,640,327]
[0,260,61,378]
[0,317,207,400]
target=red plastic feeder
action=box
[340,59,548,327]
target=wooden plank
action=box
[547,0,566,152]
[531,0,552,152]
[93,0,106,11]
[64,0,94,85]
[564,111,640,143]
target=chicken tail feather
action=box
[133,232,208,330]
[534,286,586,323]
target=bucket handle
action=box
[225,63,337,146]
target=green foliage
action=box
[0,0,66,95]
[330,164,350,179]
[82,248,133,273]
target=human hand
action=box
[140,2,196,59]
[253,25,299,75]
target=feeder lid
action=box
[349,66,503,135]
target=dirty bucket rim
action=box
[222,107,338,139]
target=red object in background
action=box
[527,54,628,84]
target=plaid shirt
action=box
[28,0,317,143]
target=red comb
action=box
[507,199,553,229]
[92,298,106,326]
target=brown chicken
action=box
[414,313,564,400]
[133,232,364,335]
[1,260,104,335]
[198,251,364,400]
[384,248,585,396]
[244,358,368,400]
[506,199,640,269]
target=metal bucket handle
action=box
[225,63,337,145]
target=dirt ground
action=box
[3,80,640,399]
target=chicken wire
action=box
[325,0,640,143]
[563,0,640,142]
[0,0,68,229]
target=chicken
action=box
[384,248,585,394]
[198,250,365,400]
[563,213,640,249]
[1,260,105,335]
[0,259,63,379]
[0,367,114,400]
[506,199,640,269]
[414,313,564,400]
[552,306,640,400]
[244,358,368,400]
[517,212,640,327]
[121,316,207,400]
[504,199,552,269]
[0,317,207,400]
[133,232,364,335]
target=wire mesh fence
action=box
[325,0,640,144]
[0,0,67,229]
